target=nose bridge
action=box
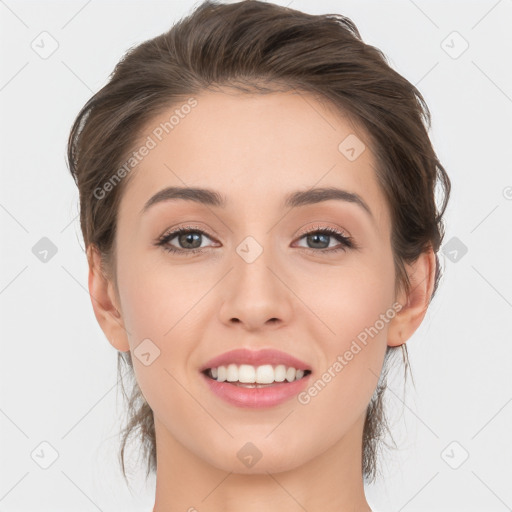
[230,209,276,273]
[220,230,292,328]
[233,232,279,297]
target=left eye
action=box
[155,226,355,255]
[294,227,355,253]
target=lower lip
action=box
[201,372,311,408]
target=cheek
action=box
[113,258,172,378]
[116,247,199,342]
[303,254,395,399]
[309,254,396,342]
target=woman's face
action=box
[109,89,400,473]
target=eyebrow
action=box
[140,185,374,221]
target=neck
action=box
[152,413,372,512]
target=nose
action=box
[218,238,294,332]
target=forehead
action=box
[118,89,389,229]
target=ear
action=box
[87,244,130,352]
[387,247,436,347]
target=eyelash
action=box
[155,224,356,256]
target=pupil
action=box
[181,232,201,249]
[309,233,328,249]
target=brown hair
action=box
[67,0,450,485]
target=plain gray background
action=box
[1,0,511,510]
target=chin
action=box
[202,437,311,475]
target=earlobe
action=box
[387,247,436,347]
[87,244,130,352]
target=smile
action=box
[201,365,312,408]
[204,364,311,385]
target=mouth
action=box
[202,364,312,388]
[199,348,313,407]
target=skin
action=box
[88,88,435,512]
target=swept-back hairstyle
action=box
[67,0,450,485]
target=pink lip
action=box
[200,371,312,408]
[199,348,313,409]
[199,348,312,372]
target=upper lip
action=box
[200,348,312,373]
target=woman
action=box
[67,1,450,510]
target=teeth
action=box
[207,364,308,383]
[274,364,286,382]
[217,365,226,382]
[226,364,238,382]
[256,365,274,384]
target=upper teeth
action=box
[209,364,306,383]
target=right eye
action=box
[155,226,218,256]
